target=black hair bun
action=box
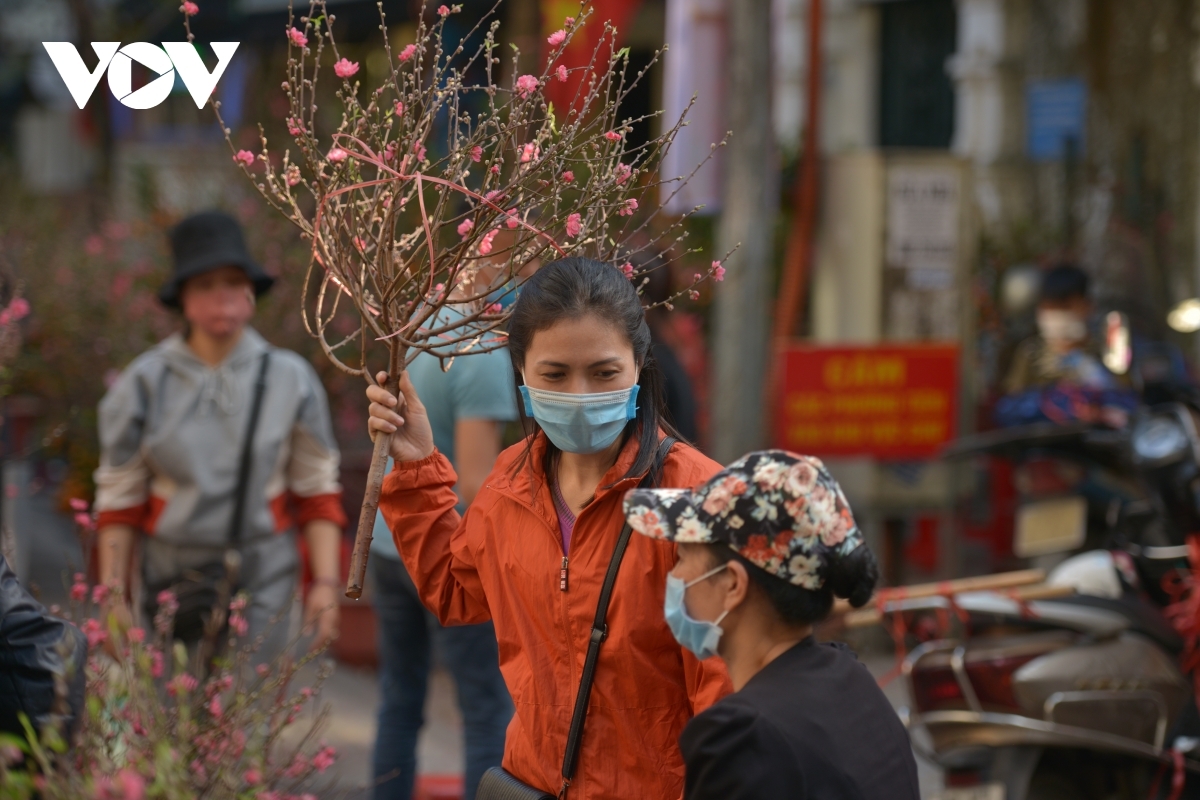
[825,546,879,609]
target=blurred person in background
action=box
[1004,263,1120,393]
[369,259,515,800]
[623,450,918,800]
[634,252,698,443]
[92,211,344,659]
[0,554,86,743]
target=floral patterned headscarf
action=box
[622,450,864,590]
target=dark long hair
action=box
[506,257,683,482]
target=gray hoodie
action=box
[94,327,344,594]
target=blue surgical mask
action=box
[519,383,639,454]
[664,564,729,660]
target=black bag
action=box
[477,437,676,800]
[143,351,270,642]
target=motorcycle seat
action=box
[1043,594,1183,654]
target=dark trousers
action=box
[371,555,513,800]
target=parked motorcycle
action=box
[902,404,1200,799]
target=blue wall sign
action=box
[1027,79,1088,161]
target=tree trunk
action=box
[712,0,778,463]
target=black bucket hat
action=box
[159,211,275,308]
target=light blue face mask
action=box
[519,383,639,454]
[664,564,729,660]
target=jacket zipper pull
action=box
[560,557,569,592]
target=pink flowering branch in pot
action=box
[183,1,730,596]
[0,547,343,798]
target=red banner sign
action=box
[775,344,960,459]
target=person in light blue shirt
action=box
[370,304,517,800]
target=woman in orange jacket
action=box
[367,258,732,799]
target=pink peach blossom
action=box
[547,29,566,47]
[617,198,638,217]
[333,58,359,78]
[556,64,568,82]
[70,575,87,603]
[394,101,404,116]
[287,27,307,48]
[620,262,634,279]
[312,746,338,772]
[181,1,199,16]
[457,218,474,237]
[287,118,304,136]
[561,170,574,183]
[614,163,631,184]
[6,297,26,321]
[438,5,450,16]
[413,141,427,161]
[327,147,348,163]
[520,143,540,163]
[566,213,582,237]
[69,498,88,511]
[398,44,417,62]
[479,229,499,255]
[506,210,520,229]
[605,131,622,142]
[490,164,501,174]
[712,260,726,281]
[470,146,483,162]
[565,16,576,26]
[81,618,106,648]
[233,150,255,167]
[117,770,145,800]
[515,74,539,98]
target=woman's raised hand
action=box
[367,371,436,462]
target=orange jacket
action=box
[381,433,733,800]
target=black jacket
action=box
[0,555,87,739]
[680,637,920,800]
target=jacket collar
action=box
[494,429,658,513]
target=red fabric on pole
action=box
[540,0,644,117]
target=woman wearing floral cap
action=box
[623,450,920,800]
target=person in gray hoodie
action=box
[92,211,345,659]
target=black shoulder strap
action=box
[229,351,270,545]
[560,436,677,793]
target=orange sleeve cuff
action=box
[96,504,148,531]
[292,492,348,530]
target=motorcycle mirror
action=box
[1168,298,1200,332]
[1000,263,1041,317]
[1103,311,1131,375]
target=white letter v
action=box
[164,42,240,109]
[42,42,120,109]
